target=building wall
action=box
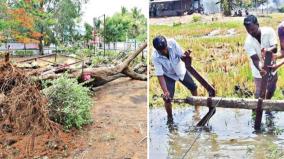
[201,0,220,14]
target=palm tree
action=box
[121,6,128,15]
[216,0,238,16]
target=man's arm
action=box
[265,27,279,59]
[251,54,266,76]
[268,59,284,71]
[244,40,266,76]
[274,40,284,59]
[277,26,284,59]
[152,57,170,99]
[265,44,277,53]
[277,60,284,68]
[157,76,169,96]
[262,44,278,60]
[278,41,284,59]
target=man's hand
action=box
[184,49,192,56]
[268,63,280,72]
[181,49,192,63]
[261,48,266,60]
[262,48,277,61]
[162,91,171,103]
[260,68,267,76]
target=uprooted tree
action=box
[29,43,147,87]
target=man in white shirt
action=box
[152,35,198,120]
[267,21,284,71]
[243,15,278,100]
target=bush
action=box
[279,5,284,13]
[43,75,93,129]
[82,48,92,57]
[92,55,108,65]
[192,15,201,22]
[173,22,182,27]
[14,50,34,56]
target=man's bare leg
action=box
[190,89,198,110]
[190,89,200,121]
[165,102,173,120]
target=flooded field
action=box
[149,106,284,159]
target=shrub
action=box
[173,22,182,27]
[43,74,93,129]
[92,55,107,65]
[82,48,92,57]
[192,15,201,22]
[279,5,284,13]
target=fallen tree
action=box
[173,96,284,111]
[33,43,147,87]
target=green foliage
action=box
[92,55,107,65]
[92,50,119,65]
[84,23,93,44]
[54,0,83,43]
[43,74,93,129]
[1,0,86,47]
[173,22,182,27]
[265,144,284,159]
[216,0,235,16]
[100,7,147,43]
[14,50,34,56]
[80,48,92,57]
[279,5,284,13]
[192,15,201,22]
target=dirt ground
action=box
[71,77,147,159]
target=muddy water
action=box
[150,106,284,159]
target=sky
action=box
[81,0,149,25]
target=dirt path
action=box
[71,77,147,159]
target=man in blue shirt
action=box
[152,35,198,120]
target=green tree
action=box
[0,0,41,45]
[83,22,93,48]
[0,0,87,54]
[216,0,238,16]
[23,0,86,54]
[121,6,128,15]
[129,7,147,41]
[101,7,146,43]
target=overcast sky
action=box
[81,0,149,25]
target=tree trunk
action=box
[39,28,44,55]
[36,43,147,87]
[174,96,284,111]
[39,1,44,55]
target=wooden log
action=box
[38,43,147,83]
[133,63,147,74]
[122,67,147,81]
[173,96,284,111]
[92,74,126,87]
